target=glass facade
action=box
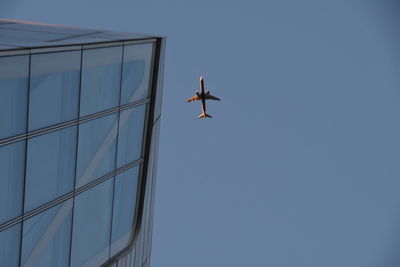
[121,43,154,104]
[0,20,163,267]
[25,126,77,212]
[0,55,29,139]
[117,105,147,168]
[110,166,140,257]
[0,141,25,224]
[75,113,118,188]
[21,200,73,267]
[70,179,113,267]
[0,223,21,267]
[80,46,123,117]
[29,50,81,131]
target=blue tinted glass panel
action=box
[70,179,113,267]
[80,46,123,116]
[110,166,139,256]
[76,113,118,188]
[117,105,147,168]
[0,141,25,224]
[21,199,73,267]
[29,51,81,131]
[0,55,29,139]
[0,223,21,267]
[120,43,154,104]
[25,126,77,212]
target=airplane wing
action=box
[187,95,200,102]
[205,94,221,101]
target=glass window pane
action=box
[120,43,154,104]
[117,105,147,168]
[0,141,25,224]
[0,223,21,267]
[110,166,140,257]
[21,199,73,267]
[0,55,29,139]
[29,51,81,131]
[25,126,77,212]
[76,113,118,188]
[70,179,113,267]
[80,46,123,117]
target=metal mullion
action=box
[0,216,22,232]
[31,45,82,55]
[123,39,157,46]
[82,38,157,50]
[73,159,142,195]
[78,106,120,124]
[68,47,83,267]
[27,118,79,138]
[115,159,144,176]
[144,139,156,261]
[18,51,32,267]
[83,41,124,50]
[0,49,30,57]
[108,43,125,259]
[0,133,27,146]
[119,99,150,112]
[146,150,158,265]
[23,191,75,221]
[74,171,116,195]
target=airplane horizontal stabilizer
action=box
[198,113,212,119]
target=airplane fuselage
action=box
[187,76,219,119]
[198,78,209,114]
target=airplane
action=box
[187,76,220,119]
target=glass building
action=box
[0,19,165,267]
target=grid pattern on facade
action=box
[0,22,160,266]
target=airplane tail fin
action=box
[198,113,212,119]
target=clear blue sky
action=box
[1,1,400,266]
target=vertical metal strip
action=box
[108,44,126,258]
[68,47,84,266]
[18,51,32,267]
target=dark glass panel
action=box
[0,55,29,139]
[70,179,113,267]
[117,105,147,168]
[0,224,21,267]
[110,166,140,256]
[21,200,73,267]
[0,141,25,224]
[80,46,122,116]
[29,50,81,130]
[120,43,154,104]
[25,126,77,211]
[75,113,118,188]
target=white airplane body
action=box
[187,76,220,119]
